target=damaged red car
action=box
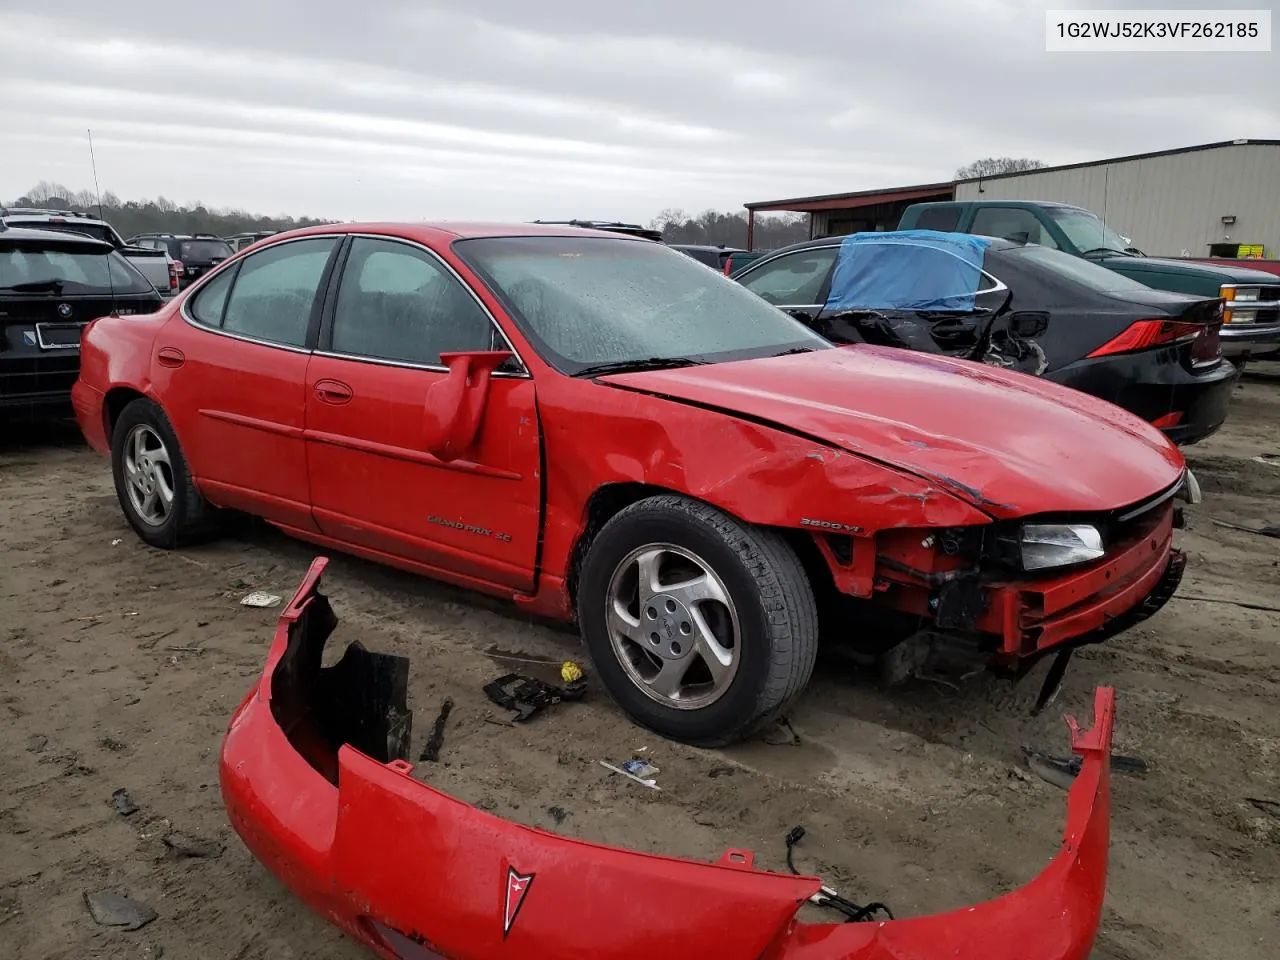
[222,556,1117,960]
[75,221,1194,745]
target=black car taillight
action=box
[1191,312,1223,366]
[1086,319,1201,358]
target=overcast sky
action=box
[0,0,1275,222]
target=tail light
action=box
[1191,306,1223,366]
[1086,319,1201,358]
[723,257,734,276]
[169,260,183,291]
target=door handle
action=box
[314,379,353,405]
[157,346,185,368]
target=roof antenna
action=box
[88,127,117,303]
[87,128,106,222]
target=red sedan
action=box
[75,221,1191,745]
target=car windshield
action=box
[454,236,830,373]
[180,239,234,261]
[0,241,155,294]
[1007,243,1160,294]
[1045,207,1134,254]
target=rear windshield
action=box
[1006,243,1159,294]
[0,241,155,295]
[11,220,118,245]
[180,239,234,261]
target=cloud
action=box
[1,0,1275,221]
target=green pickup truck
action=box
[898,200,1280,363]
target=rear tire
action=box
[111,398,216,548]
[577,495,819,747]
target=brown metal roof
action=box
[745,182,955,213]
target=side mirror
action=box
[1007,311,1049,338]
[422,350,513,462]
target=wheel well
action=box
[564,483,835,614]
[104,387,147,445]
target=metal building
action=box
[745,139,1280,258]
[954,140,1280,258]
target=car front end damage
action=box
[809,470,1196,702]
[221,557,1117,960]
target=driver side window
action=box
[329,238,497,367]
[738,248,838,306]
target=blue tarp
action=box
[824,229,992,313]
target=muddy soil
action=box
[2,371,1279,959]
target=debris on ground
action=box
[239,592,281,608]
[1174,593,1280,614]
[761,717,799,745]
[1022,745,1149,790]
[419,697,454,762]
[600,760,660,790]
[1246,798,1280,820]
[83,891,157,931]
[111,788,139,817]
[24,734,47,753]
[1211,517,1280,539]
[783,826,894,922]
[483,670,586,722]
[621,759,659,779]
[546,805,569,826]
[162,830,225,859]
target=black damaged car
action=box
[1,225,163,422]
[731,230,1237,445]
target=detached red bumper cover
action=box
[220,557,1116,960]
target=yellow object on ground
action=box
[561,661,583,683]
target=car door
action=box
[304,235,541,592]
[734,246,840,322]
[155,235,342,531]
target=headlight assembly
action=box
[1021,523,1104,571]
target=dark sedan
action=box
[731,230,1236,445]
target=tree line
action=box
[7,157,1044,247]
[4,181,330,240]
[649,209,810,249]
[5,181,813,248]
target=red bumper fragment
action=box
[220,557,1115,960]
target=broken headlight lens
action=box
[1021,524,1104,571]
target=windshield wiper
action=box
[1,279,66,293]
[573,356,708,378]
[771,346,816,357]
[1079,247,1129,258]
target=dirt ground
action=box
[3,371,1279,960]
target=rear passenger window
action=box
[970,208,1059,249]
[221,238,337,347]
[329,238,495,366]
[913,207,963,232]
[188,268,234,327]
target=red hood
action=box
[605,346,1184,518]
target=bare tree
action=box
[954,157,1047,179]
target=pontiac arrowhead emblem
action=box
[503,867,534,937]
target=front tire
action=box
[111,398,215,548]
[577,495,819,747]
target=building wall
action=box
[952,143,1280,258]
